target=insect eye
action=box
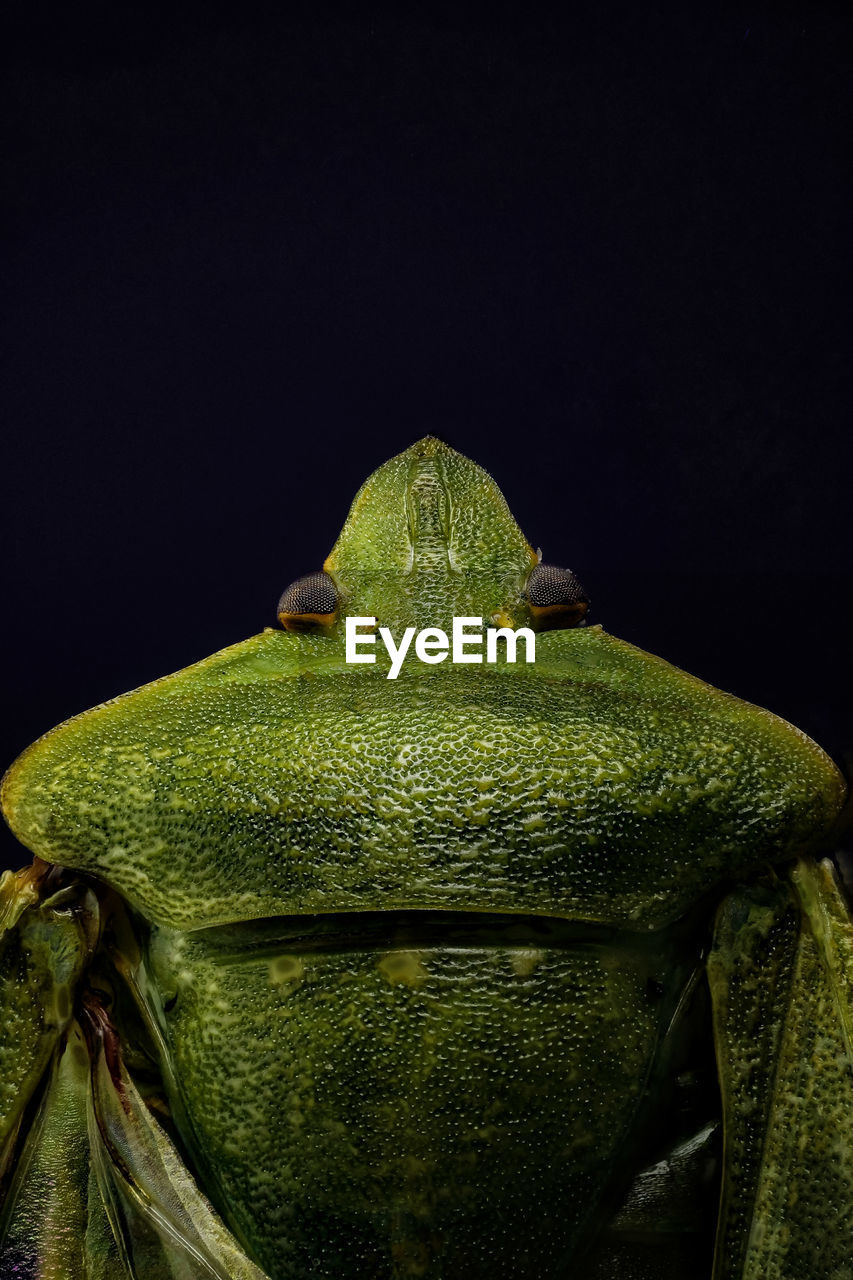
[277,572,340,632]
[524,563,589,630]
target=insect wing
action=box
[709,858,853,1278]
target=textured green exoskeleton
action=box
[0,437,848,1279]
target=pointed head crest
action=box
[324,438,538,630]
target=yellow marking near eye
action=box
[278,611,337,632]
[529,601,588,629]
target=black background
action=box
[3,2,851,873]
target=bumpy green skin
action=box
[0,630,840,934]
[0,438,846,1278]
[709,860,853,1277]
[0,868,91,1156]
[148,920,693,1278]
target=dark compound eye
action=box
[277,571,340,632]
[525,563,589,630]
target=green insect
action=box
[0,437,848,1280]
